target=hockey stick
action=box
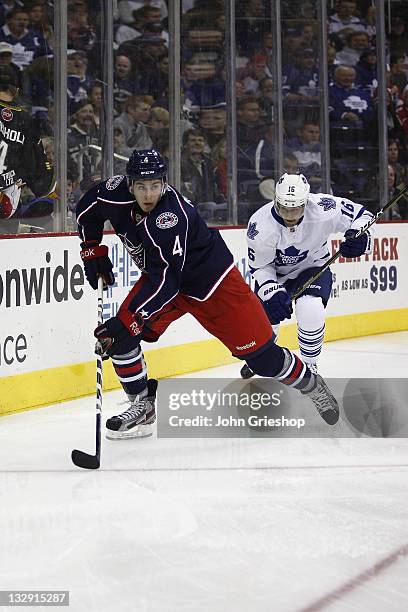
[292,185,408,301]
[240,184,408,380]
[71,276,104,469]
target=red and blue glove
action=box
[260,283,293,325]
[339,230,368,258]
[80,240,114,289]
[94,311,144,358]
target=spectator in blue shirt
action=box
[0,7,48,69]
[329,65,374,127]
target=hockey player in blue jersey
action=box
[242,172,374,379]
[76,150,341,439]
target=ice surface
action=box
[0,332,407,612]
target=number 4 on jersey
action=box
[173,235,183,256]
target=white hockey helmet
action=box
[275,173,310,208]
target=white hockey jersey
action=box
[247,193,374,289]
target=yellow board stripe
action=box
[1,308,407,416]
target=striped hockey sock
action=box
[111,346,147,400]
[274,348,314,392]
[298,324,325,364]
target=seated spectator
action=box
[68,99,101,182]
[184,58,225,110]
[329,65,374,127]
[283,152,300,174]
[0,1,25,29]
[181,128,216,204]
[298,20,318,53]
[388,53,408,98]
[387,15,408,57]
[362,5,376,40]
[115,5,163,45]
[114,54,136,115]
[147,106,169,151]
[396,88,408,141]
[67,0,97,54]
[386,164,402,220]
[117,0,167,24]
[240,121,275,184]
[198,103,226,148]
[0,40,22,90]
[388,139,407,185]
[328,0,365,41]
[355,47,377,96]
[237,53,271,94]
[286,122,321,181]
[89,81,103,129]
[237,95,266,151]
[113,94,153,149]
[66,162,81,213]
[211,136,227,202]
[29,2,53,42]
[257,76,274,124]
[113,126,133,175]
[0,7,49,69]
[67,49,89,115]
[120,34,167,94]
[282,46,319,104]
[335,31,371,67]
[235,0,270,57]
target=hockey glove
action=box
[80,240,114,289]
[260,283,293,325]
[94,311,144,358]
[339,230,368,258]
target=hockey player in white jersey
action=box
[242,173,374,378]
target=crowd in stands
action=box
[1,0,408,230]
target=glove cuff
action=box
[118,310,144,337]
[258,282,285,302]
[80,242,109,261]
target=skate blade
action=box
[106,423,153,440]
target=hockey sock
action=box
[246,344,313,391]
[111,345,147,400]
[295,296,325,365]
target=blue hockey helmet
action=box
[126,149,168,181]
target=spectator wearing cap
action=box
[114,94,153,149]
[0,7,49,69]
[335,31,371,67]
[282,46,319,103]
[328,0,365,40]
[0,41,21,90]
[355,47,377,96]
[329,65,374,127]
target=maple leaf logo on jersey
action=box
[318,197,336,211]
[118,232,145,271]
[247,222,259,240]
[275,246,309,266]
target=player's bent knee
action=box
[245,343,285,377]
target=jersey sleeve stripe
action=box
[98,197,136,204]
[77,200,97,225]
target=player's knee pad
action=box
[245,342,285,378]
[295,295,325,329]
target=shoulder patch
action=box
[317,197,336,211]
[156,211,178,229]
[106,175,125,190]
[1,107,13,121]
[247,221,259,240]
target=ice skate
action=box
[301,374,339,425]
[106,379,158,439]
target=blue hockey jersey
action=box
[76,175,234,317]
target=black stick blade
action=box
[71,449,100,470]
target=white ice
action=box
[1,332,408,612]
